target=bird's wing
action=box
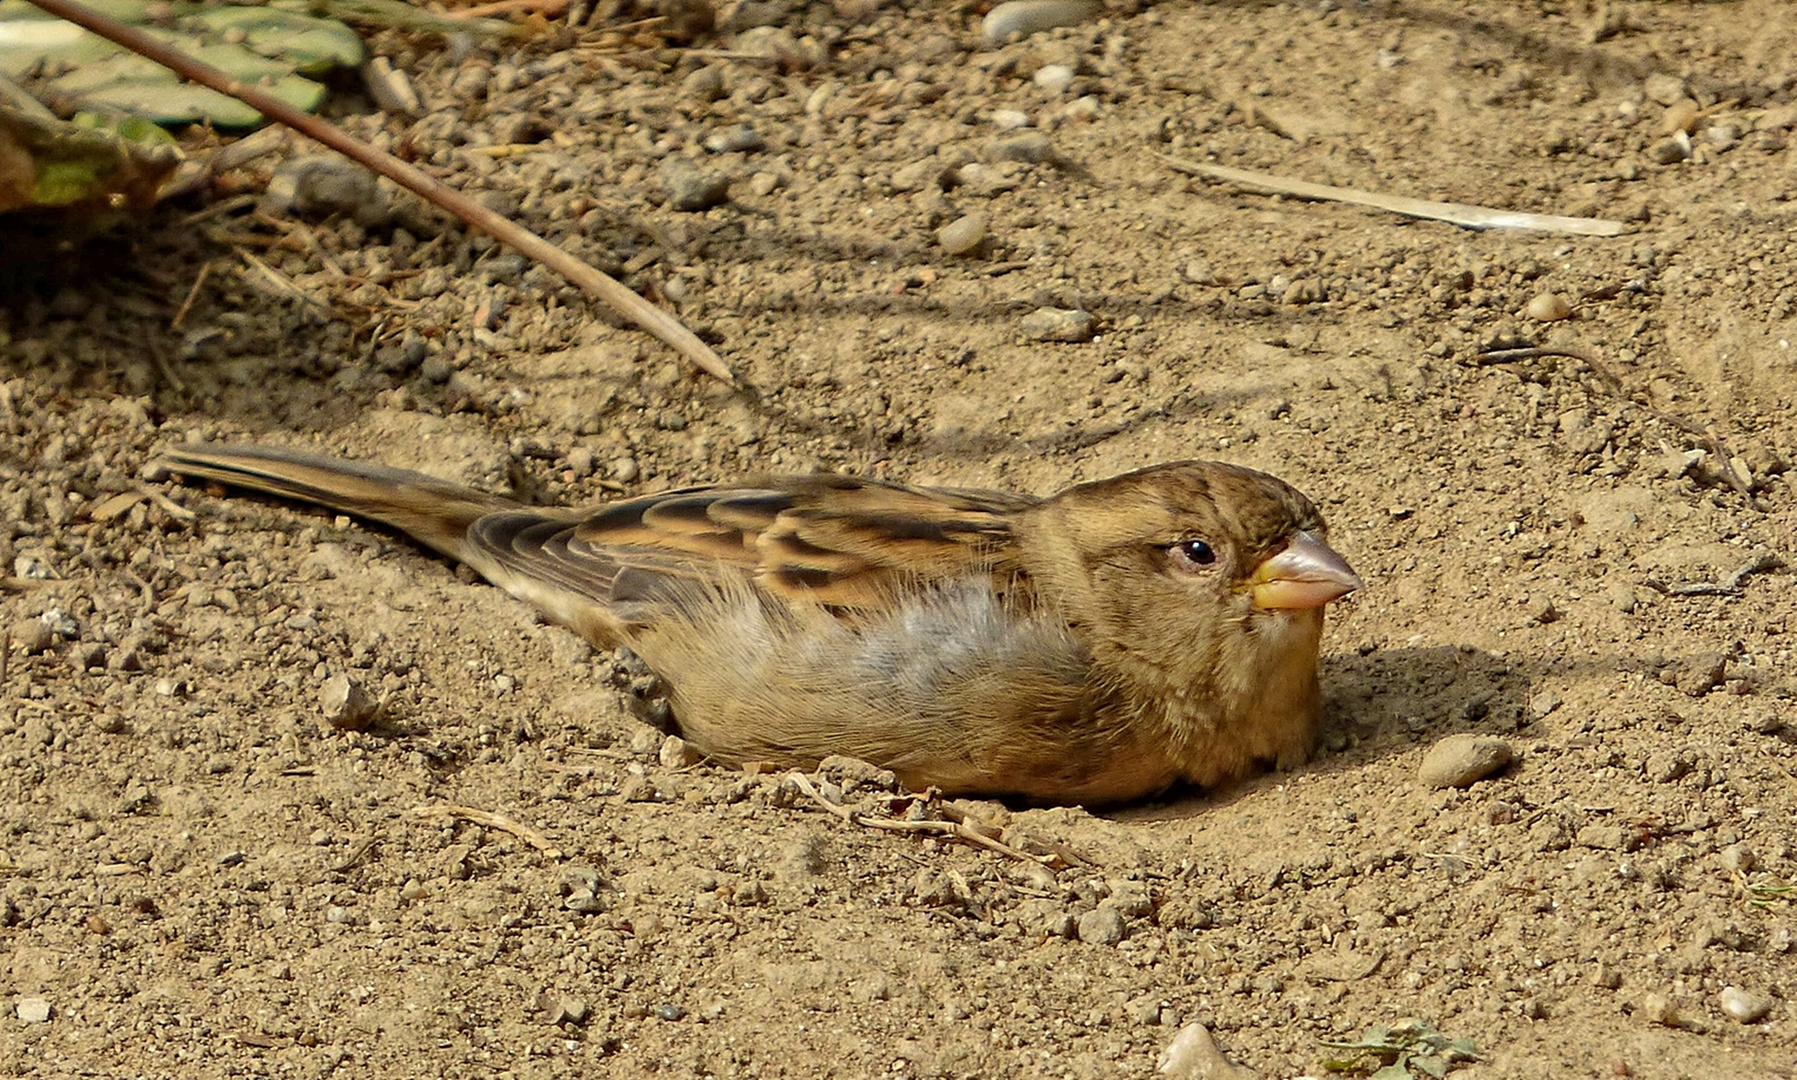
[469,474,1039,616]
[154,442,1039,633]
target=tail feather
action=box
[151,442,519,560]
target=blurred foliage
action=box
[1,74,176,216]
[0,0,364,127]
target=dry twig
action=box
[23,0,734,384]
[1643,551,1785,598]
[1166,156,1627,236]
[1476,345,1754,496]
[410,804,564,859]
[450,0,570,17]
[784,772,1058,865]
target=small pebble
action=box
[733,26,807,70]
[1639,993,1680,1027]
[1647,136,1691,164]
[702,123,764,154]
[12,619,54,655]
[1606,580,1638,614]
[618,774,658,803]
[609,456,641,483]
[816,754,898,792]
[1643,73,1687,106]
[936,213,988,256]
[1718,987,1772,1024]
[363,55,420,116]
[1033,63,1075,93]
[320,674,378,732]
[1660,98,1701,135]
[1076,905,1126,946]
[1759,101,1797,131]
[981,0,1101,47]
[679,63,727,102]
[16,997,51,1024]
[627,725,664,756]
[1281,278,1323,305]
[1063,95,1100,121]
[659,0,714,43]
[1718,844,1756,874]
[659,735,704,769]
[1158,1022,1253,1080]
[1704,123,1740,151]
[986,132,1055,164]
[1021,306,1094,343]
[1675,653,1727,697]
[990,108,1031,131]
[889,159,952,192]
[1525,293,1572,321]
[265,156,391,228]
[1417,734,1514,788]
[660,159,731,212]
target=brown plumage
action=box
[152,443,1361,805]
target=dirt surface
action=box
[4,0,1797,1076]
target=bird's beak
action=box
[1249,532,1362,611]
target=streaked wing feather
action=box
[465,477,1038,620]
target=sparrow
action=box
[151,443,1361,805]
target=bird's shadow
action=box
[1107,645,1534,824]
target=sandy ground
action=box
[3,0,1796,1076]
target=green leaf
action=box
[184,6,364,74]
[1412,1054,1449,1079]
[1369,1064,1413,1080]
[0,85,179,217]
[0,0,360,126]
[75,76,324,127]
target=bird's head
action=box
[1015,460,1360,721]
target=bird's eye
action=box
[1168,539,1216,571]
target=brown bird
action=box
[152,444,1361,805]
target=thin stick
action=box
[1642,551,1785,597]
[24,0,735,385]
[1165,156,1627,237]
[1476,345,1754,495]
[137,484,198,523]
[410,804,564,859]
[784,772,1057,865]
[171,260,214,330]
[451,0,570,18]
[239,249,331,311]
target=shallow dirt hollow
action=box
[3,0,1797,1076]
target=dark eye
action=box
[1168,539,1216,571]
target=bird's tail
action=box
[149,442,520,560]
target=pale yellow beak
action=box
[1249,532,1362,611]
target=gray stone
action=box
[1417,734,1514,788]
[936,213,988,256]
[1076,905,1126,945]
[1718,986,1773,1023]
[15,997,51,1024]
[660,159,731,212]
[1021,306,1094,343]
[320,674,378,732]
